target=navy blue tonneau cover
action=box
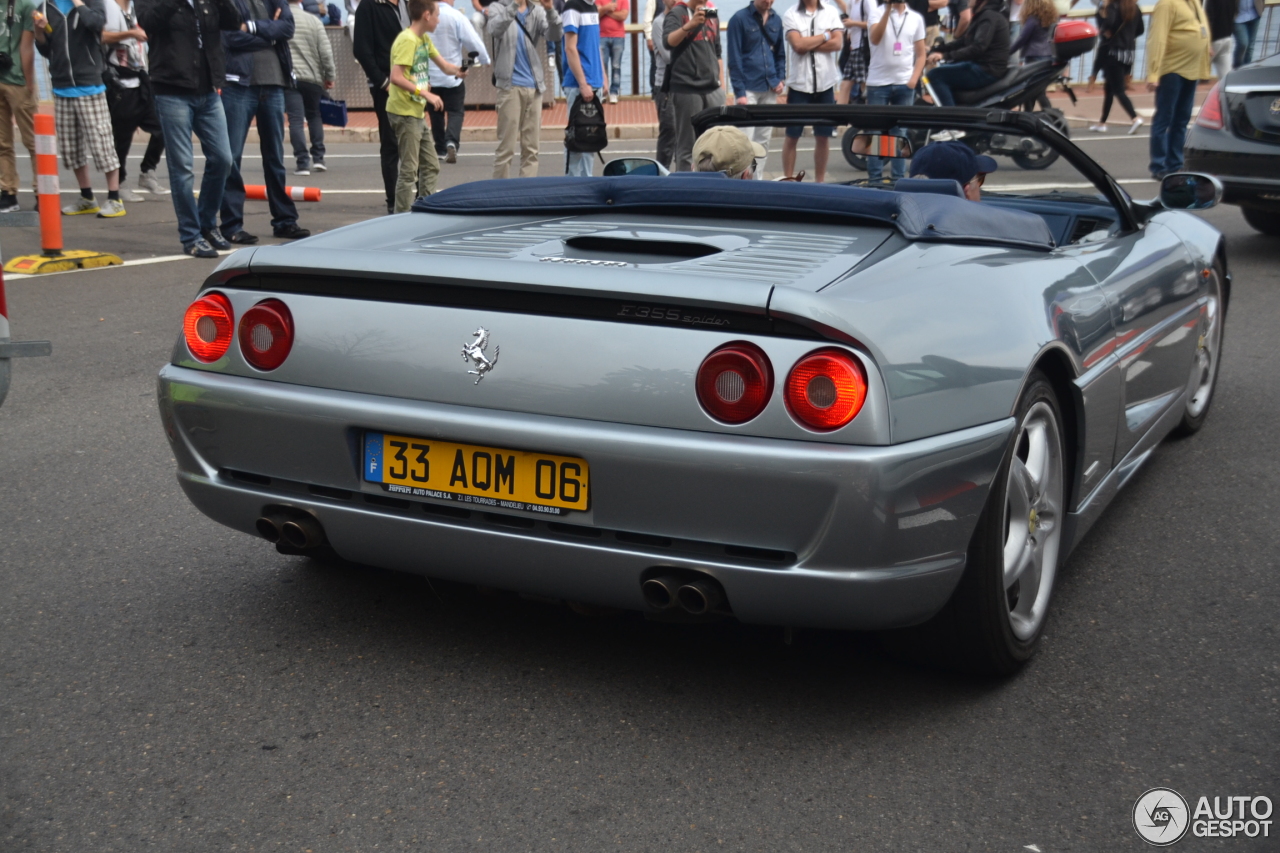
[415,176,1057,251]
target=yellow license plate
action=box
[363,432,589,515]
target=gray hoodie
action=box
[486,0,563,91]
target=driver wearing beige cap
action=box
[692,126,769,179]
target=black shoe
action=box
[0,192,19,213]
[202,228,232,251]
[273,223,311,240]
[184,238,219,259]
[226,229,259,245]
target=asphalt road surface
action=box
[1,129,1276,852]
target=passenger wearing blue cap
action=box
[908,140,997,201]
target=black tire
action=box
[883,371,1067,675]
[840,126,869,171]
[1241,206,1280,236]
[1170,262,1226,437]
[1010,110,1067,170]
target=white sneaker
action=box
[96,198,126,218]
[138,169,169,194]
[609,94,618,104]
[294,166,311,176]
[61,196,100,215]
[121,187,146,203]
[1128,116,1144,135]
[1088,123,1108,133]
[313,161,328,172]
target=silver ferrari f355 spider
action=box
[158,106,1228,673]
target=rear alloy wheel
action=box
[1241,206,1280,236]
[1171,263,1225,437]
[884,371,1066,674]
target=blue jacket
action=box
[222,0,295,86]
[726,5,785,98]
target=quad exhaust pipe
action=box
[256,508,327,550]
[642,571,729,616]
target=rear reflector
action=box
[182,291,234,362]
[238,298,294,370]
[1195,81,1225,130]
[696,342,773,424]
[785,349,867,431]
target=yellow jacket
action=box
[1144,0,1211,83]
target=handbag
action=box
[319,97,348,127]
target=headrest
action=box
[894,178,967,199]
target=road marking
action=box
[4,251,229,281]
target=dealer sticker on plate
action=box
[363,432,590,515]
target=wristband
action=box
[823,30,831,41]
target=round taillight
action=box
[785,349,868,431]
[182,291,234,362]
[696,342,773,424]
[238,298,294,371]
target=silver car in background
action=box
[158,106,1229,674]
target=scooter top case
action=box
[1053,19,1098,61]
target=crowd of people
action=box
[0,0,1265,253]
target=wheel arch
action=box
[1026,346,1083,513]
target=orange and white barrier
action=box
[245,185,321,202]
[34,114,63,256]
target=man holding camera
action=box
[663,0,724,171]
[488,0,561,178]
[428,0,488,164]
[0,0,37,213]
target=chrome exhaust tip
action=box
[641,575,681,610]
[255,513,287,543]
[676,579,725,616]
[279,514,326,550]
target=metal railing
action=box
[618,0,1280,96]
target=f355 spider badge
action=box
[461,327,499,384]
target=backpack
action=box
[564,94,608,153]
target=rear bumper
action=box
[158,365,1014,630]
[1183,137,1280,208]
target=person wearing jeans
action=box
[597,0,626,101]
[862,0,925,182]
[285,0,336,174]
[1144,0,1209,177]
[218,0,309,242]
[561,0,604,175]
[137,0,242,256]
[923,0,1007,105]
[153,93,235,252]
[1233,0,1260,68]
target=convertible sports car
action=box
[158,106,1228,674]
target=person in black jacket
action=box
[923,0,1008,106]
[353,0,409,214]
[1086,0,1143,133]
[217,0,311,243]
[136,0,243,256]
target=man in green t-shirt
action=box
[0,0,37,213]
[387,0,466,212]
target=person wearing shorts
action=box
[33,0,125,218]
[782,0,842,182]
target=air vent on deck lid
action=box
[563,234,721,260]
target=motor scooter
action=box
[841,19,1097,172]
